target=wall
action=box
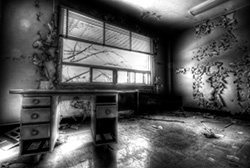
[0,0,166,124]
[173,6,250,114]
[0,0,54,124]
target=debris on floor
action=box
[118,110,134,120]
[207,157,216,163]
[59,123,83,130]
[151,125,163,129]
[0,139,18,151]
[200,120,225,139]
[1,111,250,168]
[224,120,237,128]
[226,155,240,162]
[138,116,185,123]
[70,124,80,130]
[55,135,68,146]
[1,162,10,168]
[158,125,163,129]
[202,132,220,139]
[4,127,20,142]
[59,123,70,130]
[202,113,215,119]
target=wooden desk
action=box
[9,89,138,157]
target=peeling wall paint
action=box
[173,6,250,114]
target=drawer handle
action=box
[31,129,39,136]
[105,109,112,115]
[32,99,40,104]
[31,113,39,119]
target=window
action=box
[59,7,153,85]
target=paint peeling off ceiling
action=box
[98,0,250,31]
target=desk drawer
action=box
[96,106,117,118]
[21,108,50,124]
[21,124,50,140]
[22,97,51,107]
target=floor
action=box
[1,111,250,168]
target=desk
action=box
[9,89,138,158]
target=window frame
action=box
[58,6,154,87]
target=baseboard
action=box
[183,106,250,118]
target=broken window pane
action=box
[60,8,153,86]
[92,69,113,83]
[105,24,130,49]
[66,11,103,43]
[62,65,90,83]
[132,33,151,53]
[118,71,128,83]
[62,38,150,71]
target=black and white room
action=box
[0,0,250,167]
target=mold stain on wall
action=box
[175,10,250,114]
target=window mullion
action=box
[113,70,117,84]
[66,9,69,38]
[103,22,105,45]
[90,67,93,83]
[127,71,130,83]
[129,31,132,50]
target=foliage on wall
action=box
[141,11,162,21]
[176,11,250,114]
[32,1,58,89]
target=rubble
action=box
[208,157,216,163]
[59,123,70,130]
[200,120,225,139]
[202,132,218,139]
[55,135,68,146]
[70,124,80,130]
[226,155,240,162]
[224,120,237,128]
[1,162,10,168]
[151,125,163,130]
[138,116,185,123]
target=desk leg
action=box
[135,91,139,114]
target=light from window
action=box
[118,71,128,83]
[62,38,150,71]
[92,69,113,83]
[60,8,153,86]
[105,24,130,49]
[62,65,90,83]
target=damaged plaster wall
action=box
[173,6,250,115]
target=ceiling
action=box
[98,0,250,31]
